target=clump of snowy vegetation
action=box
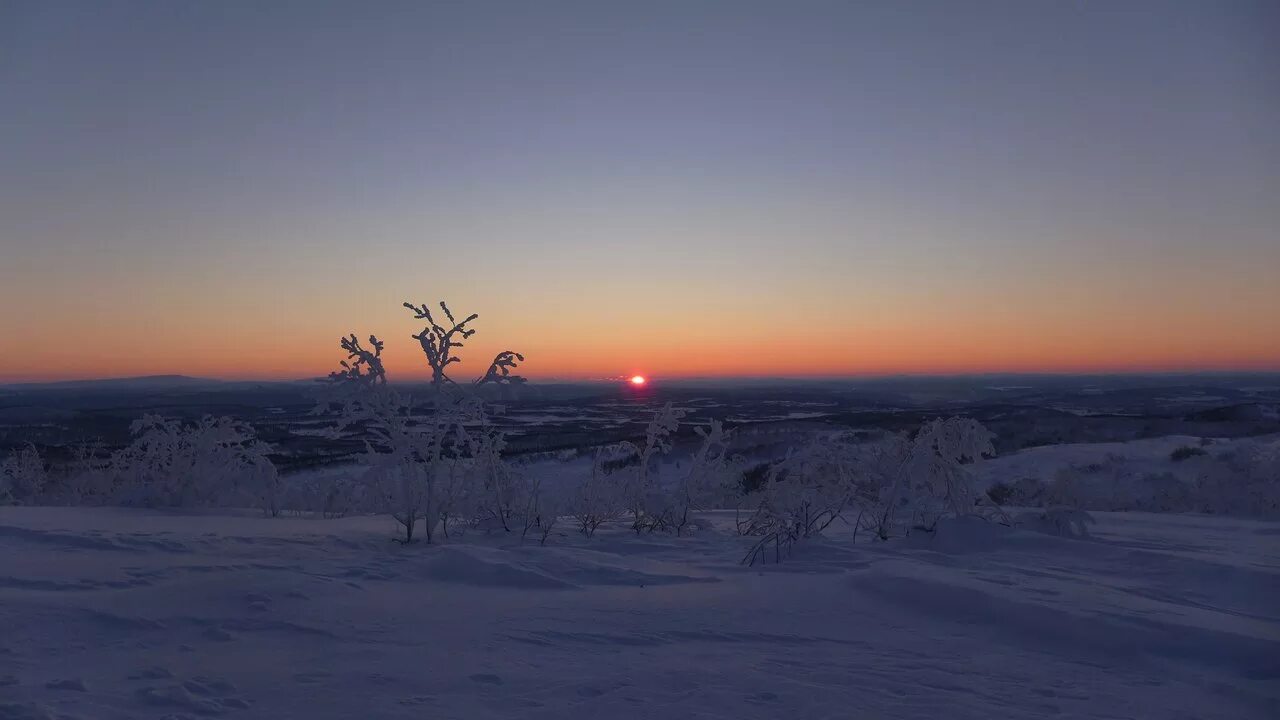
[735,417,1009,564]
[109,415,278,510]
[1,443,47,505]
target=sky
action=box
[1,0,1278,382]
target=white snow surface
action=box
[1,507,1277,719]
[975,434,1278,487]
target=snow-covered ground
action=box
[2,507,1277,719]
[974,434,1277,488]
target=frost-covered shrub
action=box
[1,444,47,505]
[463,420,521,533]
[738,438,861,564]
[735,430,909,562]
[620,403,686,533]
[517,476,570,545]
[874,417,1002,539]
[570,444,630,537]
[60,442,113,505]
[109,415,275,508]
[732,418,1003,563]
[1192,439,1280,517]
[668,421,739,535]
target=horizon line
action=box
[5,367,1280,388]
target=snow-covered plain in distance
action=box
[1,505,1276,719]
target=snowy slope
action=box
[1,507,1277,719]
[974,433,1279,487]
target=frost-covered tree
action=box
[323,299,526,542]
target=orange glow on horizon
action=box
[2,292,1278,383]
[630,375,647,386]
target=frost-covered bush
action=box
[1193,439,1280,517]
[668,420,739,535]
[570,444,630,537]
[873,417,1002,539]
[732,418,1003,563]
[462,418,521,533]
[620,403,686,533]
[517,476,570,545]
[1,443,47,505]
[60,442,113,505]
[738,438,862,564]
[109,415,275,509]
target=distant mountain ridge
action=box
[0,374,225,391]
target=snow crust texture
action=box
[1,506,1277,719]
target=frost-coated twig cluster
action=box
[402,300,526,390]
[329,334,387,386]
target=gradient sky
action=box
[2,1,1278,382]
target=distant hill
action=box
[0,375,225,392]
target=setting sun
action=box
[629,375,647,386]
